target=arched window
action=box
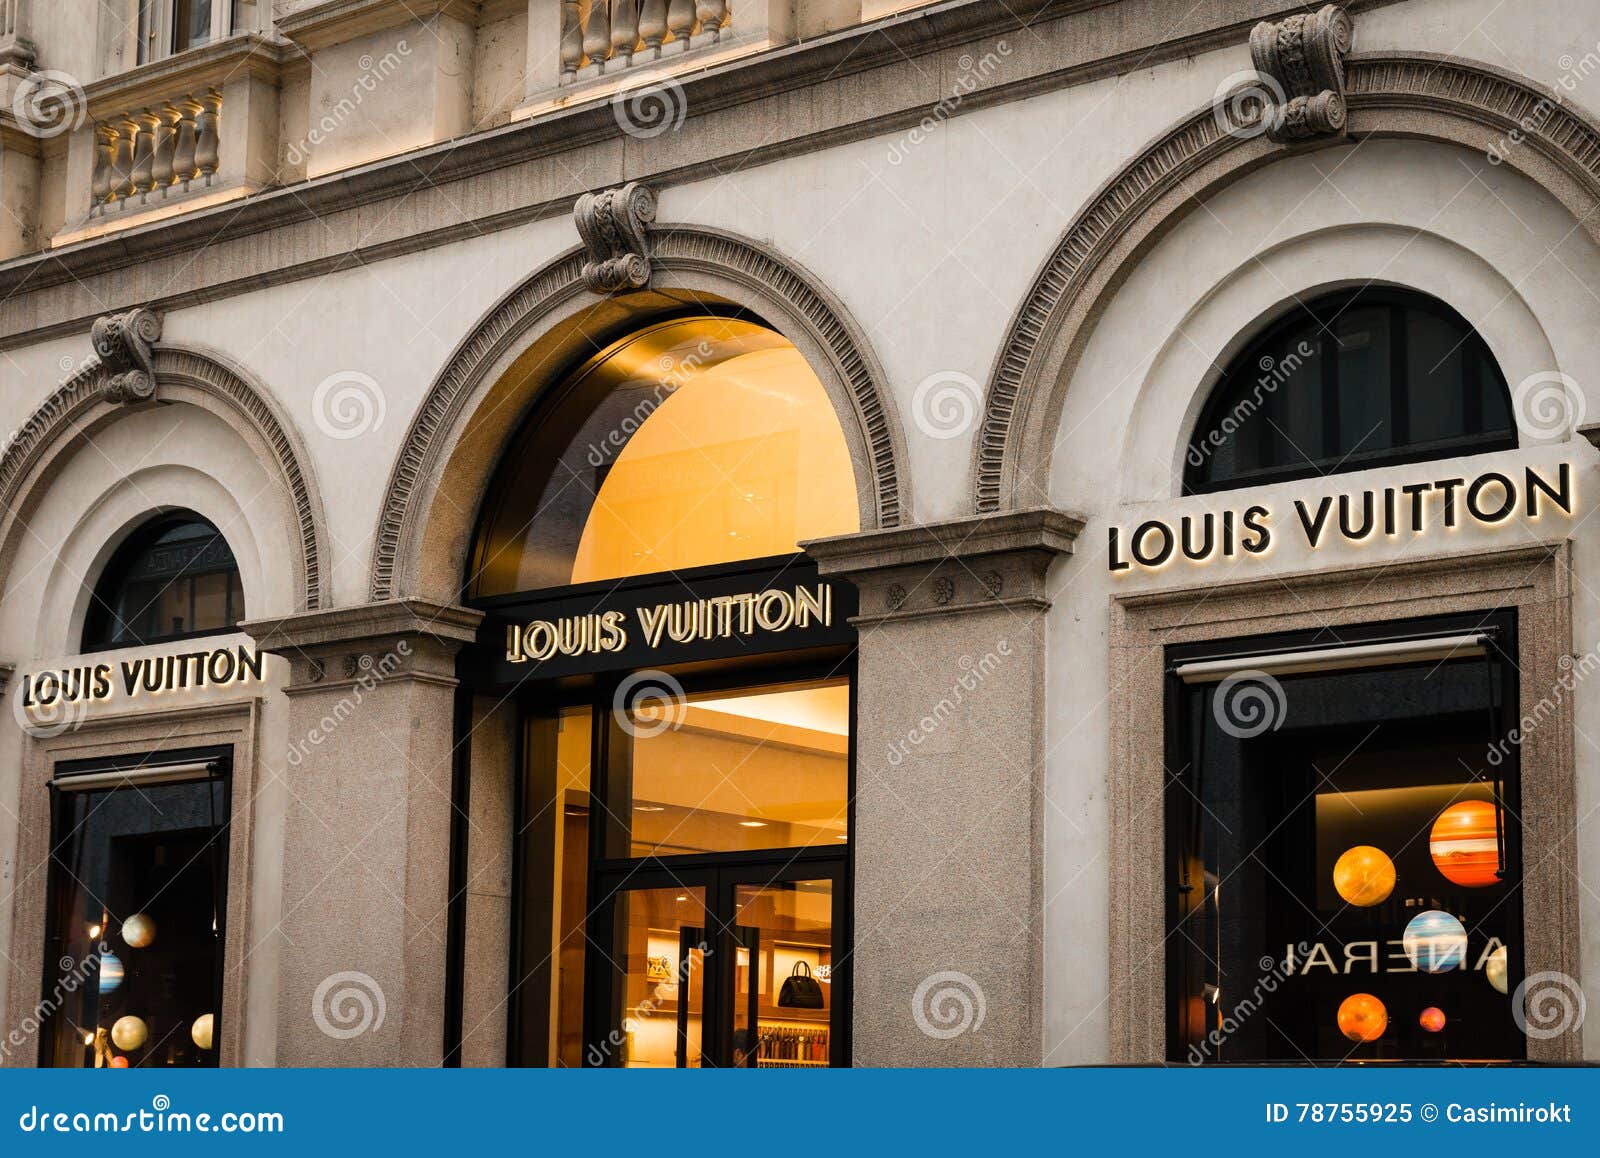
[83,513,245,650]
[468,312,860,598]
[1185,290,1515,494]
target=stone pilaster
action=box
[804,508,1084,1066]
[241,599,482,1067]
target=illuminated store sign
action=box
[1110,463,1573,574]
[16,645,264,712]
[474,561,857,686]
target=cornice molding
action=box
[0,1,1409,345]
[804,507,1084,624]
[0,341,328,611]
[368,224,908,600]
[974,51,1600,512]
[276,0,483,53]
[82,33,295,119]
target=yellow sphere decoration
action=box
[191,1013,214,1051]
[110,1015,148,1052]
[1486,944,1509,995]
[1337,993,1387,1044]
[1332,845,1396,907]
[121,913,156,949]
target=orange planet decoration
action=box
[1419,1006,1446,1033]
[109,1056,128,1068]
[1430,800,1501,887]
[1337,993,1388,1044]
[1332,845,1396,907]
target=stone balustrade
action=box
[560,0,731,85]
[89,89,223,216]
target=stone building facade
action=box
[1,0,1598,1067]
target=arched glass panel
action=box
[469,314,860,598]
[1185,290,1515,494]
[83,513,245,650]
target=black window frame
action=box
[82,512,245,652]
[1185,289,1517,495]
[39,745,233,1068]
[1163,609,1527,1064]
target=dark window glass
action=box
[1168,614,1527,1063]
[172,0,213,52]
[42,756,229,1068]
[1186,291,1515,493]
[83,514,245,650]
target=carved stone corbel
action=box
[575,182,656,294]
[1249,4,1354,143]
[91,307,163,403]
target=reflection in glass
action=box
[44,768,228,1068]
[84,514,245,650]
[468,316,860,597]
[1171,645,1524,1063]
[608,678,850,858]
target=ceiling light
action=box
[634,804,665,813]
[738,820,767,828]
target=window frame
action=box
[1162,609,1526,1064]
[81,512,246,652]
[38,744,234,1068]
[1184,289,1518,496]
[135,0,256,66]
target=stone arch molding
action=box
[370,224,910,602]
[0,333,329,612]
[976,53,1600,512]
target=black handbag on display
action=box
[777,961,825,1009]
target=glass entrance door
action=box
[592,863,843,1067]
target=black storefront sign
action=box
[464,557,857,687]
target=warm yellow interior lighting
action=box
[570,335,859,583]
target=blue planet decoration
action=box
[98,951,124,995]
[1402,910,1467,973]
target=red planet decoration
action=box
[109,1056,129,1068]
[1419,1007,1446,1033]
[1337,993,1387,1043]
[1429,800,1501,887]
